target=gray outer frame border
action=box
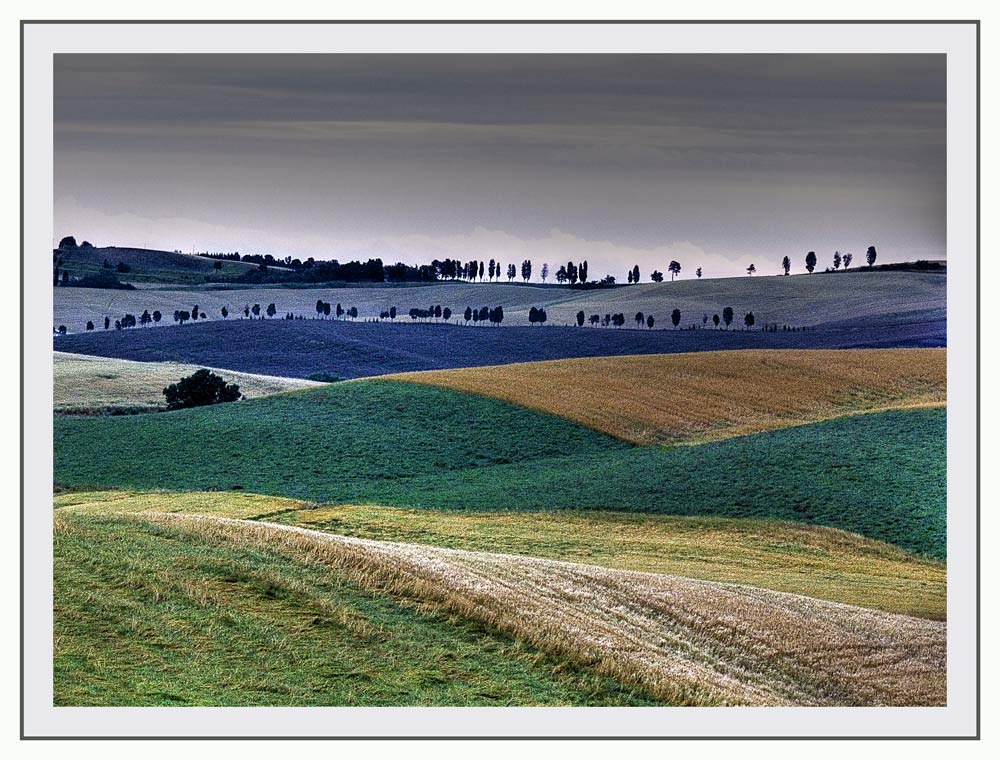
[20,18,980,741]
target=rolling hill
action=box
[53,269,945,334]
[54,507,946,706]
[58,490,946,619]
[54,312,944,381]
[389,349,946,444]
[53,378,947,557]
[55,246,268,285]
[54,352,322,415]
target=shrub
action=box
[305,371,345,383]
[163,369,242,411]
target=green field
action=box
[54,380,946,557]
[57,490,946,618]
[54,510,653,706]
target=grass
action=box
[54,510,655,706]
[389,349,945,444]
[56,490,946,619]
[57,509,944,706]
[53,269,944,333]
[53,381,947,558]
[54,351,321,415]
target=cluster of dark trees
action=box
[313,300,357,320]
[783,246,875,275]
[527,306,548,325]
[408,305,452,321]
[553,260,589,285]
[462,305,505,325]
[163,369,242,411]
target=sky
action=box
[54,54,946,280]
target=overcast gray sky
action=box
[54,54,945,279]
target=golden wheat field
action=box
[55,490,946,619]
[79,510,944,707]
[53,352,321,414]
[387,348,946,444]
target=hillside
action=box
[55,246,266,285]
[389,349,946,444]
[55,509,652,707]
[53,379,947,557]
[58,490,946,619]
[54,352,321,415]
[53,269,945,334]
[54,508,947,706]
[55,312,944,380]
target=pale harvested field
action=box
[98,510,946,706]
[54,490,946,619]
[54,352,321,414]
[52,269,944,333]
[388,348,945,444]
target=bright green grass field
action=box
[54,511,654,706]
[53,380,946,558]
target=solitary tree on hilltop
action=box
[805,251,817,273]
[866,246,878,268]
[746,264,756,276]
[668,261,682,281]
[631,265,640,284]
[650,270,663,282]
[843,252,854,269]
[696,267,702,279]
[781,256,791,276]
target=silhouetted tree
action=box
[540,263,549,283]
[781,255,791,275]
[191,304,200,321]
[478,261,484,281]
[336,303,344,320]
[266,303,276,318]
[177,310,191,325]
[104,316,110,330]
[464,306,472,323]
[646,314,655,329]
[153,310,162,323]
[589,314,600,326]
[696,267,702,279]
[631,265,640,284]
[722,306,734,329]
[833,251,842,271]
[443,307,452,322]
[140,309,151,327]
[650,270,663,282]
[221,306,228,319]
[579,260,588,283]
[556,265,567,284]
[243,305,250,318]
[489,259,496,281]
[627,271,633,284]
[746,264,756,276]
[86,320,94,331]
[316,299,324,319]
[567,261,578,284]
[57,325,67,335]
[389,306,397,320]
[668,261,681,281]
[713,313,720,328]
[866,246,878,267]
[576,310,585,327]
[507,263,516,282]
[251,304,261,318]
[528,306,539,326]
[671,308,681,329]
[58,236,77,249]
[744,311,755,330]
[521,259,532,282]
[843,252,853,269]
[348,306,358,320]
[323,302,331,318]
[611,313,625,328]
[163,369,242,411]
[635,311,644,327]
[805,251,817,273]
[703,314,708,327]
